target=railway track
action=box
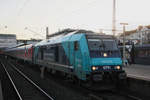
[0,60,54,100]
[0,62,20,100]
[8,59,144,100]
[89,90,143,100]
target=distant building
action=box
[140,26,150,44]
[0,34,17,49]
[118,25,150,44]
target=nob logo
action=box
[103,66,111,69]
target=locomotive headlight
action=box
[103,53,107,57]
[92,66,98,71]
[115,66,121,70]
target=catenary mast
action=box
[112,0,116,36]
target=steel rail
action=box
[10,60,142,100]
[89,92,143,100]
[126,94,142,100]
[1,62,23,100]
[110,90,143,100]
[9,62,54,100]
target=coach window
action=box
[74,41,79,51]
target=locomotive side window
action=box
[74,41,78,51]
[58,45,70,65]
[37,47,43,60]
[43,46,55,62]
[55,46,59,62]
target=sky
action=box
[0,0,150,39]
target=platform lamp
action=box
[120,23,128,66]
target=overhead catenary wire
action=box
[25,27,45,39]
[17,0,31,16]
[54,0,99,23]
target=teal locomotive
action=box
[33,29,126,88]
[5,29,126,88]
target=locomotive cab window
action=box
[74,41,79,50]
[87,38,120,58]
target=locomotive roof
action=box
[35,29,115,47]
[48,28,94,37]
[86,34,115,39]
[35,30,78,46]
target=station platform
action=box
[123,64,150,81]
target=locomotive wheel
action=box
[78,79,92,89]
[46,68,52,73]
[51,69,56,74]
[84,81,92,88]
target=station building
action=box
[118,25,150,45]
[0,34,17,49]
[17,39,42,45]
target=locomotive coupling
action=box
[118,72,127,79]
[92,74,103,82]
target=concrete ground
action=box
[123,64,150,81]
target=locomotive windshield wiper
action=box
[99,39,106,51]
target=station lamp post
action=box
[120,23,128,66]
